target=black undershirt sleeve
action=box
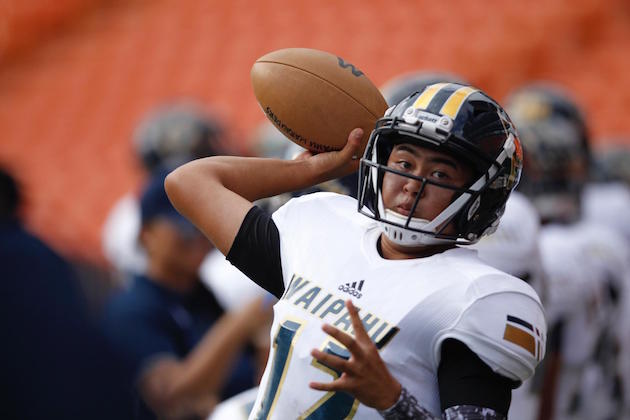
[226,205,285,298]
[438,338,518,415]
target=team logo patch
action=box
[338,280,364,299]
[503,315,545,361]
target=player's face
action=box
[381,143,473,236]
[142,218,211,283]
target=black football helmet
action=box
[133,103,226,173]
[358,83,522,246]
[505,83,590,223]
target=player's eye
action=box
[394,160,412,171]
[431,170,449,180]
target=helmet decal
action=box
[506,92,552,122]
[410,82,450,110]
[409,83,480,119]
[439,86,479,119]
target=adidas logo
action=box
[338,280,364,299]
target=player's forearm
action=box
[174,300,263,396]
[379,387,506,420]
[141,301,264,415]
[169,156,322,204]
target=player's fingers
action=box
[321,324,361,354]
[342,128,363,160]
[309,379,349,393]
[346,299,371,341]
[310,349,353,374]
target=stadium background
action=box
[1,0,629,265]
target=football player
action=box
[582,141,630,416]
[166,83,546,419]
[102,102,228,279]
[505,83,629,419]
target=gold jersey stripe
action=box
[412,83,449,110]
[440,86,478,118]
[503,324,535,356]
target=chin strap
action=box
[380,210,453,246]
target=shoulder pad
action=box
[435,277,546,382]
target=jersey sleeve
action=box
[435,280,547,383]
[226,205,284,298]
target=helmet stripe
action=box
[425,84,459,115]
[440,86,479,118]
[411,83,449,110]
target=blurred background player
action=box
[0,166,133,419]
[582,140,630,417]
[102,102,228,280]
[102,102,274,311]
[506,83,630,420]
[101,170,273,420]
[470,191,547,420]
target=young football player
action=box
[505,83,630,420]
[166,83,547,419]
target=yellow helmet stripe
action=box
[440,86,479,118]
[412,83,449,110]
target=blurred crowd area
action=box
[1,1,630,419]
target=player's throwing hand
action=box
[309,300,402,410]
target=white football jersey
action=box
[539,218,630,419]
[539,224,605,365]
[249,193,546,419]
[582,182,630,243]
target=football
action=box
[251,48,388,154]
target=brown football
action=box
[251,48,388,154]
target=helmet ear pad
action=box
[455,187,507,241]
[453,155,513,241]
